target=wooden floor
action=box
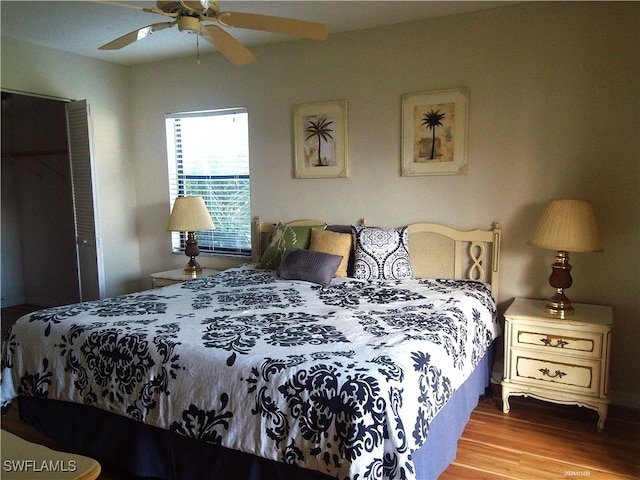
[440,392,639,480]
[1,386,638,480]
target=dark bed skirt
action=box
[15,345,494,480]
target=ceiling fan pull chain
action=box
[196,34,201,65]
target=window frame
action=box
[165,107,251,258]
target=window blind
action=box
[166,108,251,257]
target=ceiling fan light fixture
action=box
[100,0,328,65]
[178,15,202,34]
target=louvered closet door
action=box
[65,100,105,301]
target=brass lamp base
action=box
[183,232,202,276]
[545,250,574,317]
[183,258,202,276]
[545,291,574,317]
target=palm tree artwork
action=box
[304,115,334,166]
[421,109,446,160]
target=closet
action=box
[1,92,80,307]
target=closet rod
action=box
[3,150,68,158]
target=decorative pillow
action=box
[326,225,357,276]
[309,228,352,277]
[352,225,413,280]
[277,248,343,286]
[257,222,324,270]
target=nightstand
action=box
[501,297,613,431]
[2,430,101,479]
[151,268,221,288]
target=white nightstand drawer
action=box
[502,298,613,431]
[513,325,603,359]
[510,350,601,396]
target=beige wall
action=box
[129,2,638,404]
[1,2,638,404]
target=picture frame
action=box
[401,88,468,176]
[293,100,348,178]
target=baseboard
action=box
[491,356,503,385]
[0,296,26,308]
[610,390,640,409]
[23,296,59,308]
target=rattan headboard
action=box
[251,218,501,301]
[406,222,501,301]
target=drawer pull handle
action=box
[538,368,567,379]
[540,338,569,348]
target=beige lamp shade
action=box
[528,199,603,253]
[167,196,214,232]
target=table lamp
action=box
[528,199,603,317]
[167,196,215,275]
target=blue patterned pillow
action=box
[352,225,413,280]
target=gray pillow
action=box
[277,248,343,286]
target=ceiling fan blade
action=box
[217,12,328,41]
[97,1,147,10]
[99,22,175,50]
[201,25,256,66]
[97,1,170,17]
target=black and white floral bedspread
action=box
[1,264,499,480]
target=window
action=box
[166,107,251,257]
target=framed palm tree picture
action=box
[401,88,468,176]
[294,100,348,178]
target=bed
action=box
[1,218,501,480]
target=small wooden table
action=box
[151,267,222,287]
[1,430,100,479]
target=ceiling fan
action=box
[99,0,328,66]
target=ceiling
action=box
[0,1,515,66]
